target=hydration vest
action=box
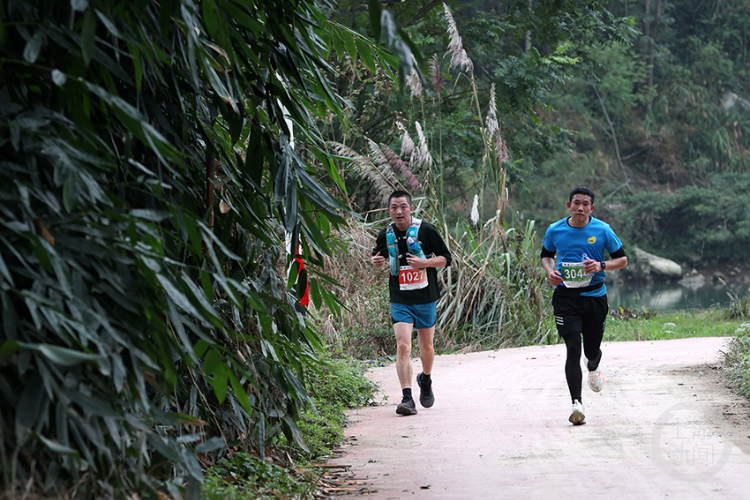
[386,217,426,276]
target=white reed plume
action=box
[406,65,423,99]
[397,121,415,159]
[328,141,396,198]
[485,84,510,164]
[443,3,474,74]
[486,83,498,138]
[470,193,480,225]
[367,137,398,182]
[415,121,434,168]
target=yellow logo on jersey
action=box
[587,236,597,244]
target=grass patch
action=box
[203,453,319,500]
[605,307,746,342]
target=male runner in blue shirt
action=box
[541,186,628,425]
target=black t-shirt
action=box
[373,220,452,305]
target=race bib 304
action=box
[561,262,593,288]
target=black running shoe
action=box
[396,396,418,415]
[416,372,434,408]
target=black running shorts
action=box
[552,290,609,338]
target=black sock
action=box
[403,388,412,399]
[421,373,431,382]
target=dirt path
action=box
[329,337,750,499]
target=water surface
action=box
[605,280,750,312]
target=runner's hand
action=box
[548,270,563,286]
[371,251,385,268]
[582,259,599,274]
[406,254,427,269]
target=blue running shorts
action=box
[391,301,437,329]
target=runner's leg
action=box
[562,332,583,402]
[394,322,414,389]
[417,326,435,375]
[582,296,608,371]
[553,291,585,402]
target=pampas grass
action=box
[414,121,434,168]
[443,3,474,74]
[328,141,400,199]
[430,54,444,96]
[381,144,422,191]
[397,121,415,159]
[407,66,423,99]
[486,84,510,164]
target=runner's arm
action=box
[406,254,447,269]
[418,223,452,268]
[371,230,387,268]
[601,246,627,272]
[541,249,563,287]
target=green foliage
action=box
[203,453,317,500]
[0,0,370,497]
[281,353,377,462]
[515,0,750,252]
[202,353,377,498]
[324,0,633,212]
[611,173,750,262]
[727,289,750,320]
[723,323,750,400]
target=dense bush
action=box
[0,0,360,497]
[611,173,750,263]
[724,323,750,399]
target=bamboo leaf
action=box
[15,375,45,441]
[368,0,382,42]
[23,31,44,63]
[331,30,345,61]
[228,371,252,415]
[51,69,67,87]
[309,278,322,309]
[343,32,357,62]
[195,436,225,453]
[355,38,376,73]
[381,10,396,47]
[37,433,80,455]
[202,0,219,38]
[81,10,96,66]
[212,363,229,404]
[19,342,100,367]
[71,0,88,11]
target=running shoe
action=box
[588,369,604,393]
[416,372,434,408]
[396,396,418,415]
[569,400,586,425]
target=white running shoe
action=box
[569,400,586,425]
[588,369,604,392]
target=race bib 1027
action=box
[399,265,428,291]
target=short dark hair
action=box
[569,186,595,204]
[388,190,412,206]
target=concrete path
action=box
[330,337,750,499]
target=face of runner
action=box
[566,193,594,227]
[388,196,413,231]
